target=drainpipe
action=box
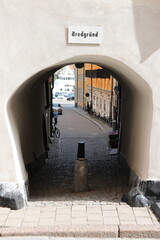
[90,64,93,112]
[76,68,78,108]
[110,75,113,121]
[50,76,54,137]
[83,66,85,110]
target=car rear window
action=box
[53,103,58,107]
[53,103,61,107]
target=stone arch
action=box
[6,55,152,208]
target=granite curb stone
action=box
[119,224,160,238]
[1,225,160,238]
[0,225,118,238]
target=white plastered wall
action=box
[0,0,160,187]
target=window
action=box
[104,100,106,111]
[96,97,98,107]
[100,98,102,109]
[93,96,95,105]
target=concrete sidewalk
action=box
[0,204,158,227]
[72,107,112,134]
[0,204,160,237]
[0,204,159,237]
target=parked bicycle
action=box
[52,123,60,138]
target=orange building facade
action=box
[75,63,119,126]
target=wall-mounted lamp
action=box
[75,63,84,69]
[114,86,120,95]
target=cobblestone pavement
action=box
[0,103,159,229]
[29,103,129,207]
[0,102,160,232]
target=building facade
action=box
[75,64,119,125]
[0,0,160,208]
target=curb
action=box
[1,225,160,238]
[0,225,118,238]
[120,224,160,238]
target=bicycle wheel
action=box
[55,128,60,138]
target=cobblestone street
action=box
[28,103,129,207]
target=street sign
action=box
[68,26,103,44]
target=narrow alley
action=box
[28,103,129,207]
[0,103,158,231]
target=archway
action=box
[6,55,152,208]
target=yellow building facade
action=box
[75,63,118,125]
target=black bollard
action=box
[77,141,85,159]
[74,141,88,192]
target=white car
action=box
[52,103,63,115]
